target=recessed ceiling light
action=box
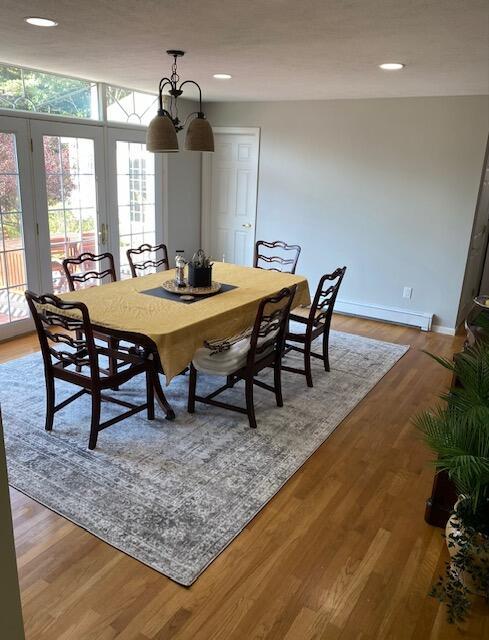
[213,73,232,80]
[24,16,58,27]
[379,63,405,70]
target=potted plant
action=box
[188,249,213,288]
[414,343,489,623]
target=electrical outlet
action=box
[403,286,413,299]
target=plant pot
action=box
[446,500,489,596]
[188,264,212,288]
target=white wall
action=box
[165,99,202,263]
[167,142,201,261]
[206,96,489,330]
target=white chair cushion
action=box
[193,327,279,376]
[193,336,251,376]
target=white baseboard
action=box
[334,299,433,331]
[431,324,456,336]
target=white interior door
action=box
[107,128,165,278]
[0,117,38,339]
[202,127,259,265]
[31,120,107,293]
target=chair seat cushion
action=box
[290,305,325,322]
[193,326,279,376]
[193,337,251,376]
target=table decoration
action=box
[161,280,222,296]
[188,249,213,287]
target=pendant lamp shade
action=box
[184,115,214,152]
[146,112,179,152]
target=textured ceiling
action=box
[0,0,488,101]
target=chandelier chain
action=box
[171,56,180,86]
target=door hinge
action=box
[36,223,39,236]
[30,138,33,152]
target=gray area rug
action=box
[0,330,408,586]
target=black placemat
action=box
[141,282,237,304]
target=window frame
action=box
[104,83,159,127]
[0,116,39,340]
[0,62,158,129]
[0,63,167,338]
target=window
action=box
[0,64,98,119]
[116,141,156,278]
[106,85,158,126]
[42,135,98,292]
[0,132,29,323]
[129,157,147,223]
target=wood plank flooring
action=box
[2,317,489,639]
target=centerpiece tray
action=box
[161,280,222,296]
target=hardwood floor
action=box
[3,317,489,639]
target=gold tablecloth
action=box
[60,263,310,382]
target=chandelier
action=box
[146,50,214,153]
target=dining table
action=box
[58,262,310,406]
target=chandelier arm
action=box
[178,79,203,114]
[158,77,173,112]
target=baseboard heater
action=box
[334,299,433,332]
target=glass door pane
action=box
[0,132,29,323]
[31,121,106,294]
[116,141,156,278]
[43,135,98,291]
[107,128,164,280]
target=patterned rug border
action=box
[2,331,410,586]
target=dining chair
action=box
[126,243,170,278]
[188,286,297,429]
[283,267,346,387]
[25,291,163,450]
[62,251,119,379]
[254,240,302,274]
[62,251,117,290]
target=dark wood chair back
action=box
[126,243,169,278]
[188,285,297,429]
[25,290,173,449]
[254,240,301,274]
[248,285,297,367]
[307,267,347,334]
[283,267,346,386]
[62,252,117,291]
[25,291,98,378]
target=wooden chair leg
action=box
[75,330,83,372]
[146,369,155,420]
[304,341,313,388]
[322,329,330,372]
[108,337,119,390]
[274,360,283,407]
[89,390,101,450]
[188,364,197,413]
[245,377,257,429]
[45,373,55,432]
[151,367,175,420]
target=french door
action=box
[0,115,163,341]
[0,117,38,339]
[31,121,108,293]
[107,128,164,278]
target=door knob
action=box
[242,223,252,228]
